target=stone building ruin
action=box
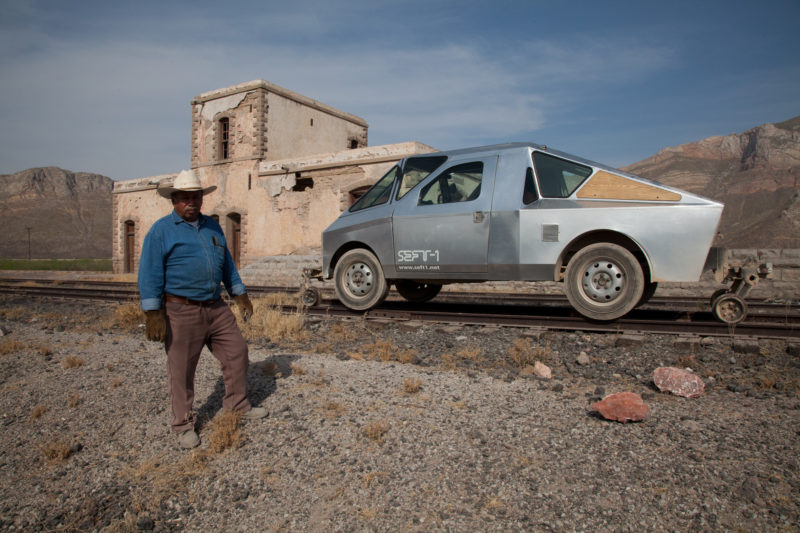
[112,80,433,274]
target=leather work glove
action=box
[144,309,167,342]
[234,294,254,322]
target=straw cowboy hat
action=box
[157,169,217,198]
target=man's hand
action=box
[234,294,254,322]
[144,309,167,342]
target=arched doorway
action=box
[227,213,241,267]
[124,221,135,273]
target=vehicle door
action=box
[392,156,497,275]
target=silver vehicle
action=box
[321,143,724,321]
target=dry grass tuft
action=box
[102,302,145,331]
[208,410,243,453]
[109,376,123,389]
[40,439,74,463]
[67,393,81,408]
[262,361,278,377]
[322,400,346,418]
[0,340,25,356]
[363,419,390,443]
[349,340,420,364]
[508,337,552,368]
[402,378,422,394]
[238,297,308,344]
[290,362,307,376]
[30,405,47,420]
[361,471,390,489]
[0,305,27,320]
[122,451,211,514]
[61,356,85,369]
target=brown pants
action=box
[164,299,250,433]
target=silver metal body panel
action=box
[322,143,723,283]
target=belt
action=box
[165,294,220,306]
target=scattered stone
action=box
[533,361,552,379]
[0,326,9,336]
[733,339,761,355]
[652,367,705,398]
[674,336,700,351]
[136,516,155,531]
[788,343,800,357]
[576,352,591,366]
[591,392,650,423]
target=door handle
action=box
[473,211,485,223]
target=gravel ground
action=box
[0,294,799,532]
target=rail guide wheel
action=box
[712,292,748,324]
[301,287,320,307]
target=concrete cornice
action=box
[191,80,368,128]
[258,142,437,176]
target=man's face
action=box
[172,191,203,222]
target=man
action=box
[138,169,266,449]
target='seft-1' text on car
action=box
[321,143,723,321]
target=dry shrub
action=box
[402,378,422,394]
[30,405,47,420]
[352,340,419,364]
[0,340,25,356]
[508,337,552,368]
[40,439,74,463]
[208,410,243,453]
[67,393,81,408]
[109,376,123,388]
[290,362,307,376]
[122,451,211,514]
[0,305,27,320]
[363,419,390,443]
[62,356,85,369]
[327,322,359,343]
[262,361,278,377]
[103,302,145,331]
[237,298,307,344]
[361,471,389,489]
[322,400,346,418]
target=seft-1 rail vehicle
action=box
[315,143,769,323]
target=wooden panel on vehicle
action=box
[577,171,682,201]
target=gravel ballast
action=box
[0,295,798,531]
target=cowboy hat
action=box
[157,169,217,198]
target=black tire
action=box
[333,249,389,311]
[636,281,658,307]
[394,280,442,303]
[564,243,645,321]
[712,293,747,324]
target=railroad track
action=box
[1,277,798,339]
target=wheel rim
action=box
[582,260,625,303]
[344,261,374,296]
[714,294,746,324]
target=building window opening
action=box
[219,118,230,160]
[293,176,314,192]
[310,118,314,126]
[348,185,372,206]
[227,213,242,267]
[349,139,359,149]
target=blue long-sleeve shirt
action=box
[138,211,246,311]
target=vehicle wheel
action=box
[300,288,320,307]
[636,281,658,307]
[712,293,747,324]
[564,243,645,321]
[333,249,389,311]
[395,280,442,303]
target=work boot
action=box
[241,406,268,420]
[177,429,200,449]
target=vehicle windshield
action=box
[349,165,399,212]
[396,156,447,199]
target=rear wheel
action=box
[564,243,644,321]
[333,249,389,311]
[395,280,442,303]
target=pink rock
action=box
[591,392,650,423]
[533,361,552,379]
[652,367,705,398]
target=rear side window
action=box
[349,165,399,212]
[532,152,592,198]
[419,162,483,205]
[397,156,447,199]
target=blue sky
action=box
[1,0,798,180]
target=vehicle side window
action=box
[523,167,538,204]
[418,162,483,205]
[397,156,447,199]
[532,152,592,198]
[349,165,399,212]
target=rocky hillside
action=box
[623,116,800,249]
[0,167,113,259]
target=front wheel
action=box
[394,280,442,303]
[564,243,644,321]
[333,249,389,311]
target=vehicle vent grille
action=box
[542,224,559,242]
